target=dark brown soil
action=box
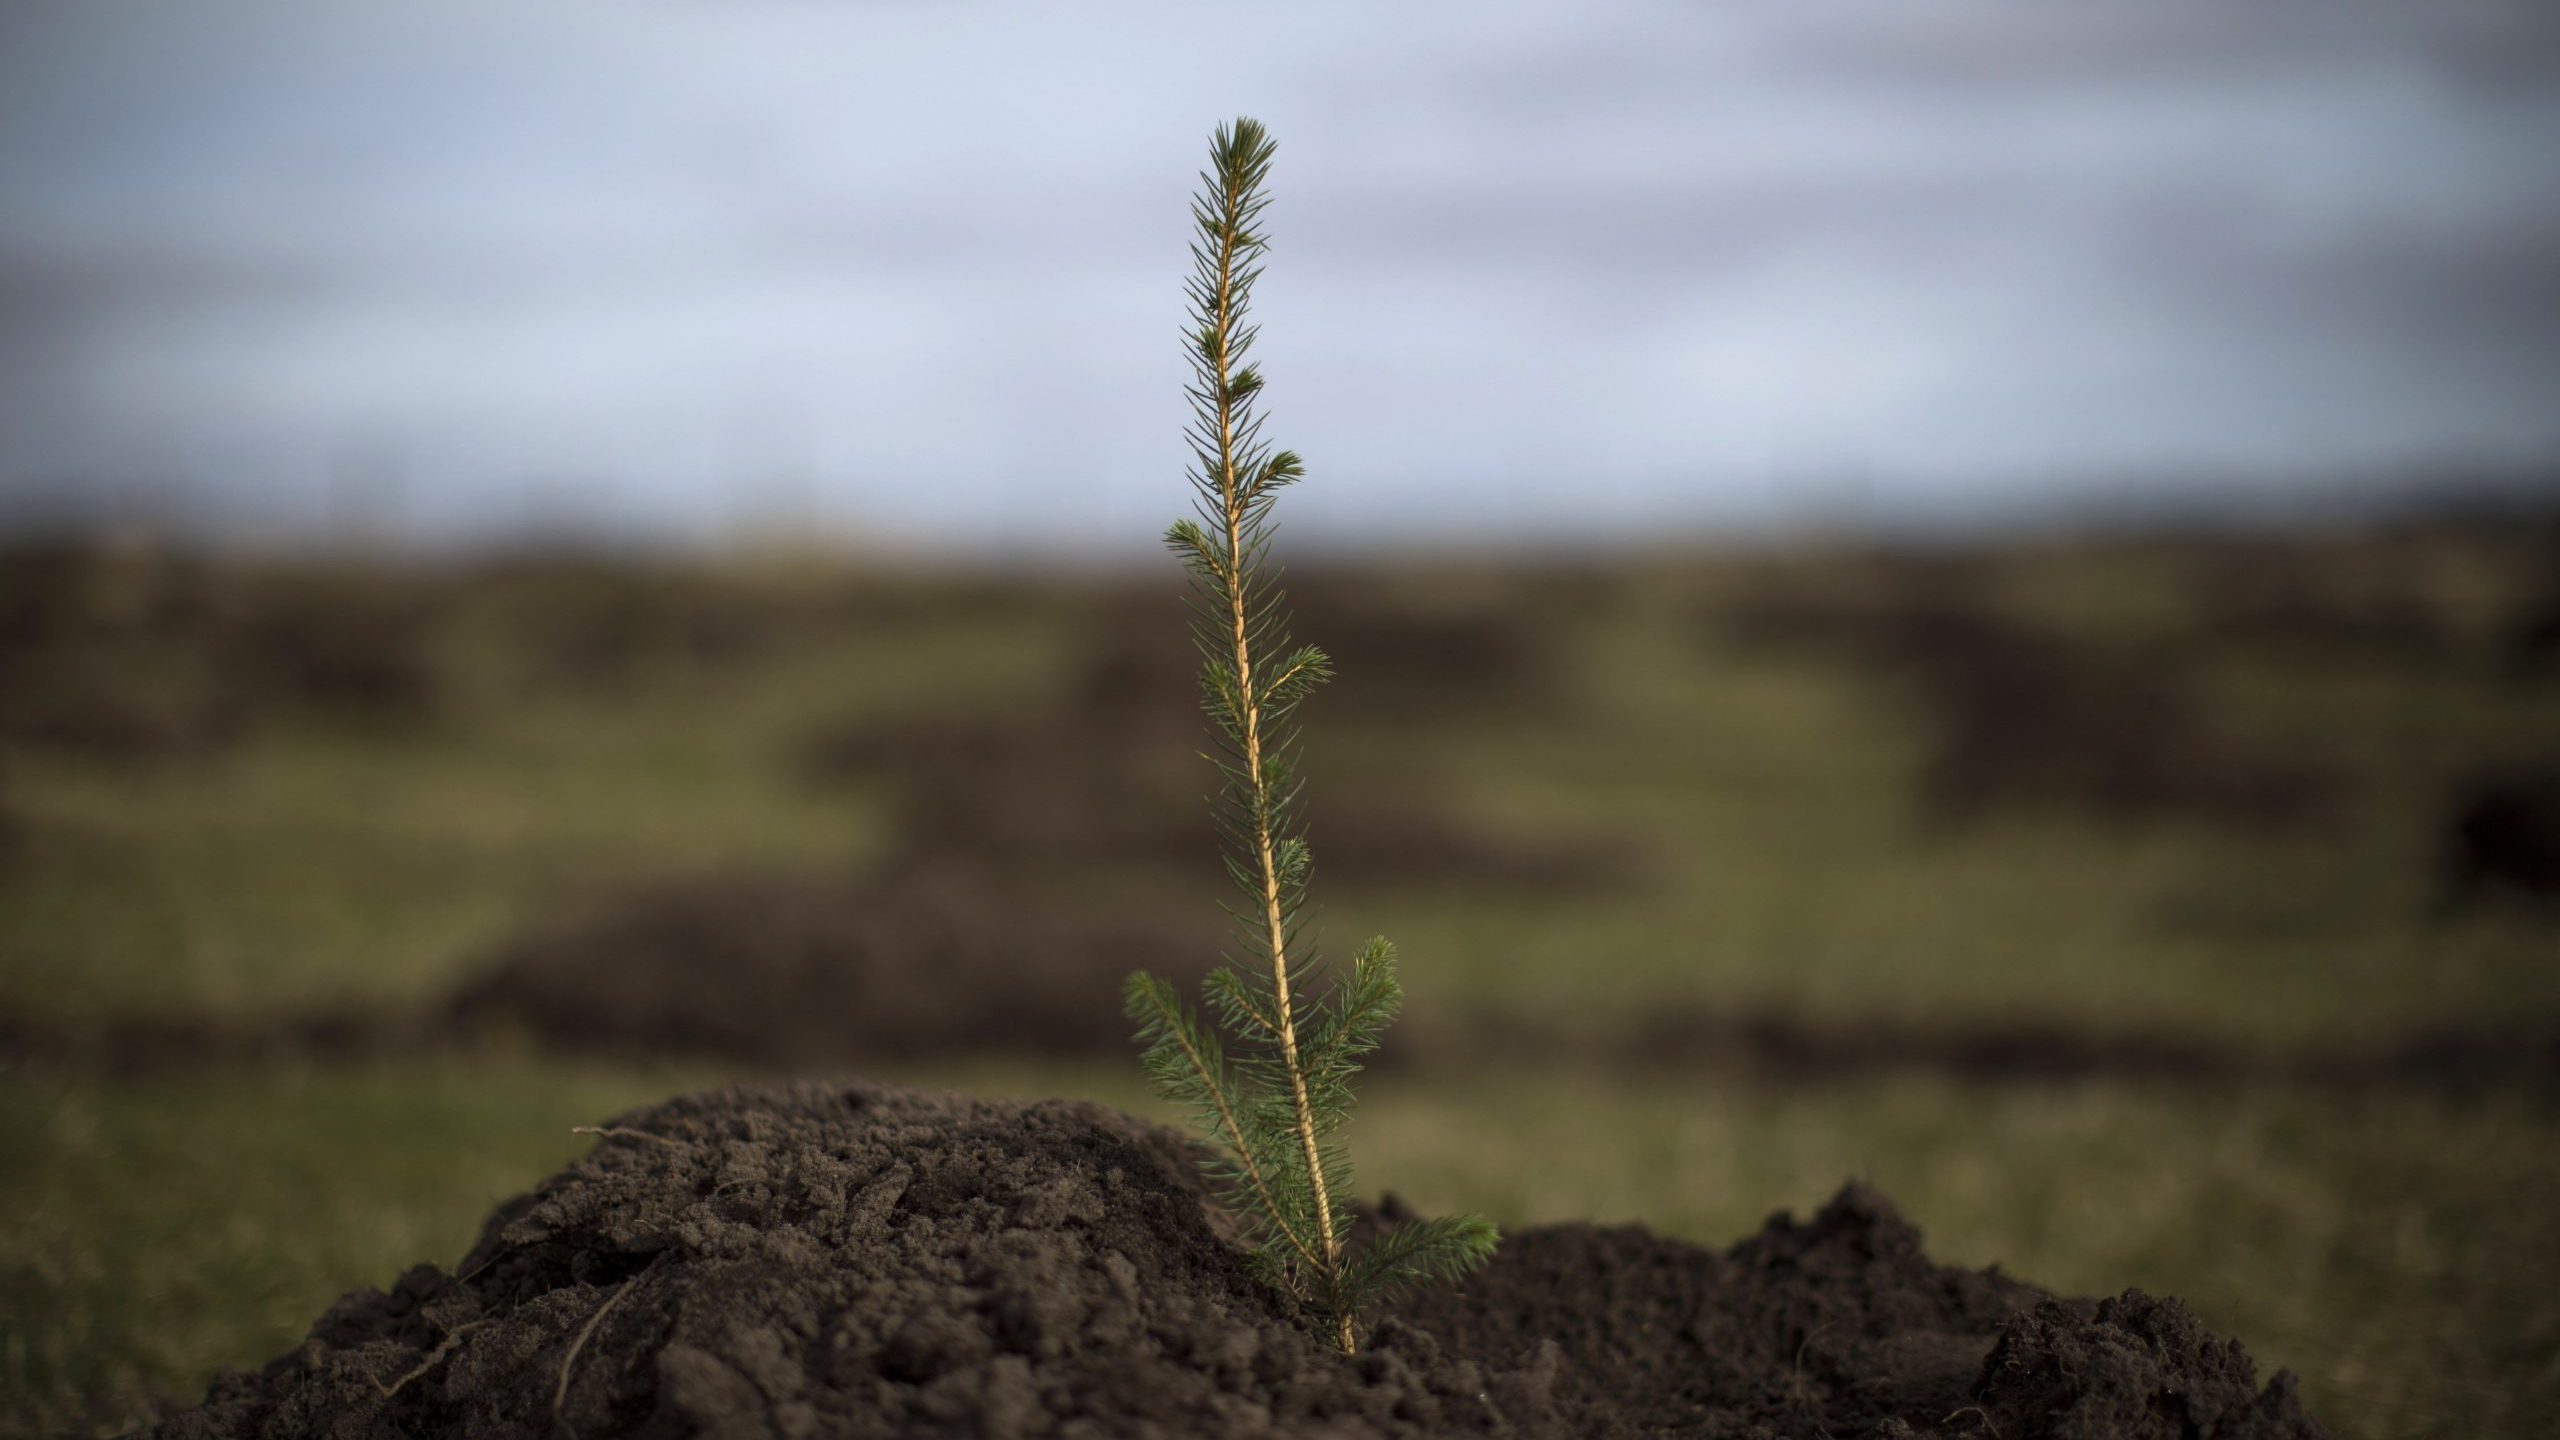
[1710,577,2336,830]
[1909,622,2329,830]
[461,556,947,698]
[2441,768,2560,909]
[482,562,781,689]
[861,741,1641,895]
[795,595,1647,897]
[13,990,2556,1103]
[446,867,1219,1067]
[1066,575,1572,725]
[1434,1008,2560,1098]
[437,869,2554,1094]
[150,1081,2325,1439]
[2511,603,2560,680]
[0,544,443,757]
[218,569,443,723]
[2501,556,2560,682]
[2181,543,2460,666]
[0,544,250,759]
[1284,576,1568,722]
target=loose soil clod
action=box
[2440,768,2560,910]
[149,1081,2327,1439]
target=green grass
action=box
[0,602,1067,1026]
[8,548,2554,1042]
[1330,586,2560,1047]
[0,1059,718,1438]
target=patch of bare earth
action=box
[150,1081,2326,1439]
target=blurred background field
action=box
[4,524,2557,1437]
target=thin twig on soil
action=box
[552,1274,640,1430]
[367,1320,490,1399]
[1944,1405,2002,1438]
[571,1125,682,1148]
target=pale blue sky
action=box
[3,1,2556,548]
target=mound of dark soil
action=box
[442,862,1601,1076]
[1066,576,1569,724]
[796,640,1645,897]
[2441,768,2560,909]
[783,568,1647,903]
[463,557,939,698]
[879,751,1638,895]
[1712,576,2334,830]
[2183,544,2458,665]
[2501,559,2560,682]
[1285,577,1565,722]
[154,1082,2325,1439]
[447,869,1217,1067]
[1912,626,2334,831]
[214,568,444,723]
[2512,604,2560,679]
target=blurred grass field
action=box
[3,529,2558,1437]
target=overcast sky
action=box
[3,1,2556,550]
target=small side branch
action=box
[1131,981,1323,1273]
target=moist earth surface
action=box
[152,1081,2326,1439]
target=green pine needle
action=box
[1123,116,1498,1355]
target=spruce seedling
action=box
[1124,118,1499,1355]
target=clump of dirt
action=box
[1973,1290,2321,1439]
[151,1082,2325,1439]
[2506,578,2560,682]
[0,753,17,864]
[1909,620,2334,830]
[447,867,1217,1067]
[2440,768,2560,910]
[1710,571,2335,830]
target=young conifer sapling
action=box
[1124,118,1499,1356]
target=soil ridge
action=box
[149,1081,2327,1439]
